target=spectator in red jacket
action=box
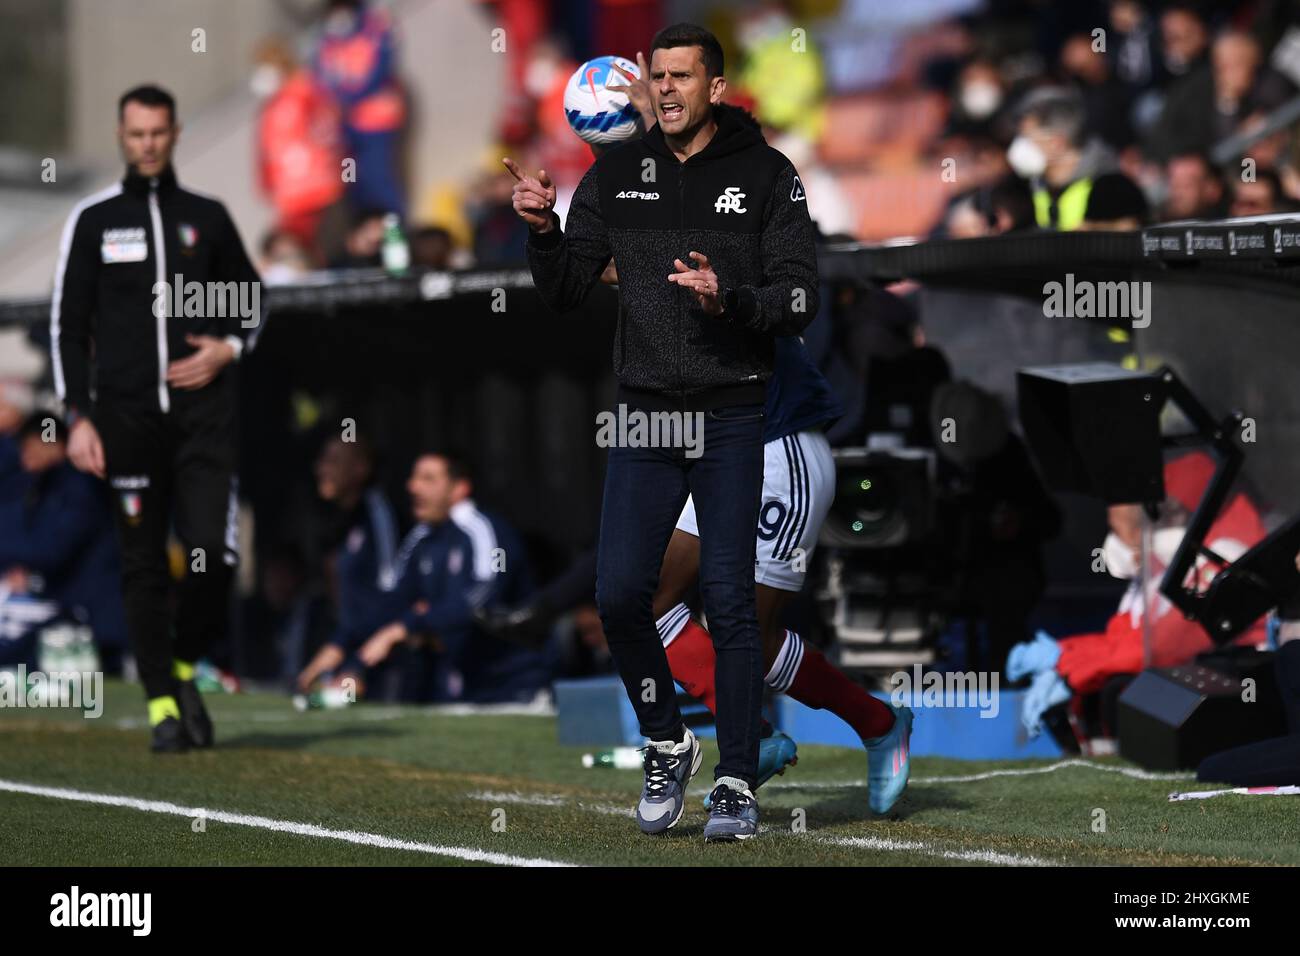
[1008,452,1269,736]
[252,37,345,258]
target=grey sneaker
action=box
[635,728,701,835]
[703,777,759,842]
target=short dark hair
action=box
[1167,151,1217,177]
[118,84,177,125]
[650,23,724,79]
[419,450,472,485]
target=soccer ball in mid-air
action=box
[563,55,642,145]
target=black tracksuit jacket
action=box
[526,103,820,411]
[49,165,261,701]
[51,165,262,415]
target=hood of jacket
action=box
[643,102,765,163]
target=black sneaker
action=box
[151,716,189,754]
[175,680,214,748]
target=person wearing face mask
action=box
[1007,87,1117,231]
[313,0,407,217]
[252,38,344,259]
[950,60,1008,138]
[1005,452,1269,740]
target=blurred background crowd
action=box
[2,0,1296,718]
[247,0,1300,277]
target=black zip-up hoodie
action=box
[527,103,819,411]
[51,165,262,415]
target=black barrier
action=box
[4,227,1295,557]
[3,220,1300,330]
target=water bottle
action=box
[72,626,99,678]
[381,214,409,275]
[292,683,354,711]
[582,746,644,769]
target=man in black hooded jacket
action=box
[505,23,818,840]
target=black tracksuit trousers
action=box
[94,382,238,701]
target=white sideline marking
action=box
[0,779,574,868]
[819,835,1057,867]
[470,789,634,818]
[912,759,1193,784]
[765,758,1193,790]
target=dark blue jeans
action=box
[595,403,766,787]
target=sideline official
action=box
[51,85,262,752]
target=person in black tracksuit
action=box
[51,85,262,752]
[505,24,818,838]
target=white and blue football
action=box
[563,55,642,145]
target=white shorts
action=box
[676,429,836,592]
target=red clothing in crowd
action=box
[1057,452,1268,695]
[534,58,596,189]
[258,69,345,245]
[594,0,663,63]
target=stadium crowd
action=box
[250,0,1300,276]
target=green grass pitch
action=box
[1,680,1294,867]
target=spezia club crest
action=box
[178,223,199,249]
[714,186,747,214]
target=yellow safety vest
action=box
[1033,177,1092,231]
